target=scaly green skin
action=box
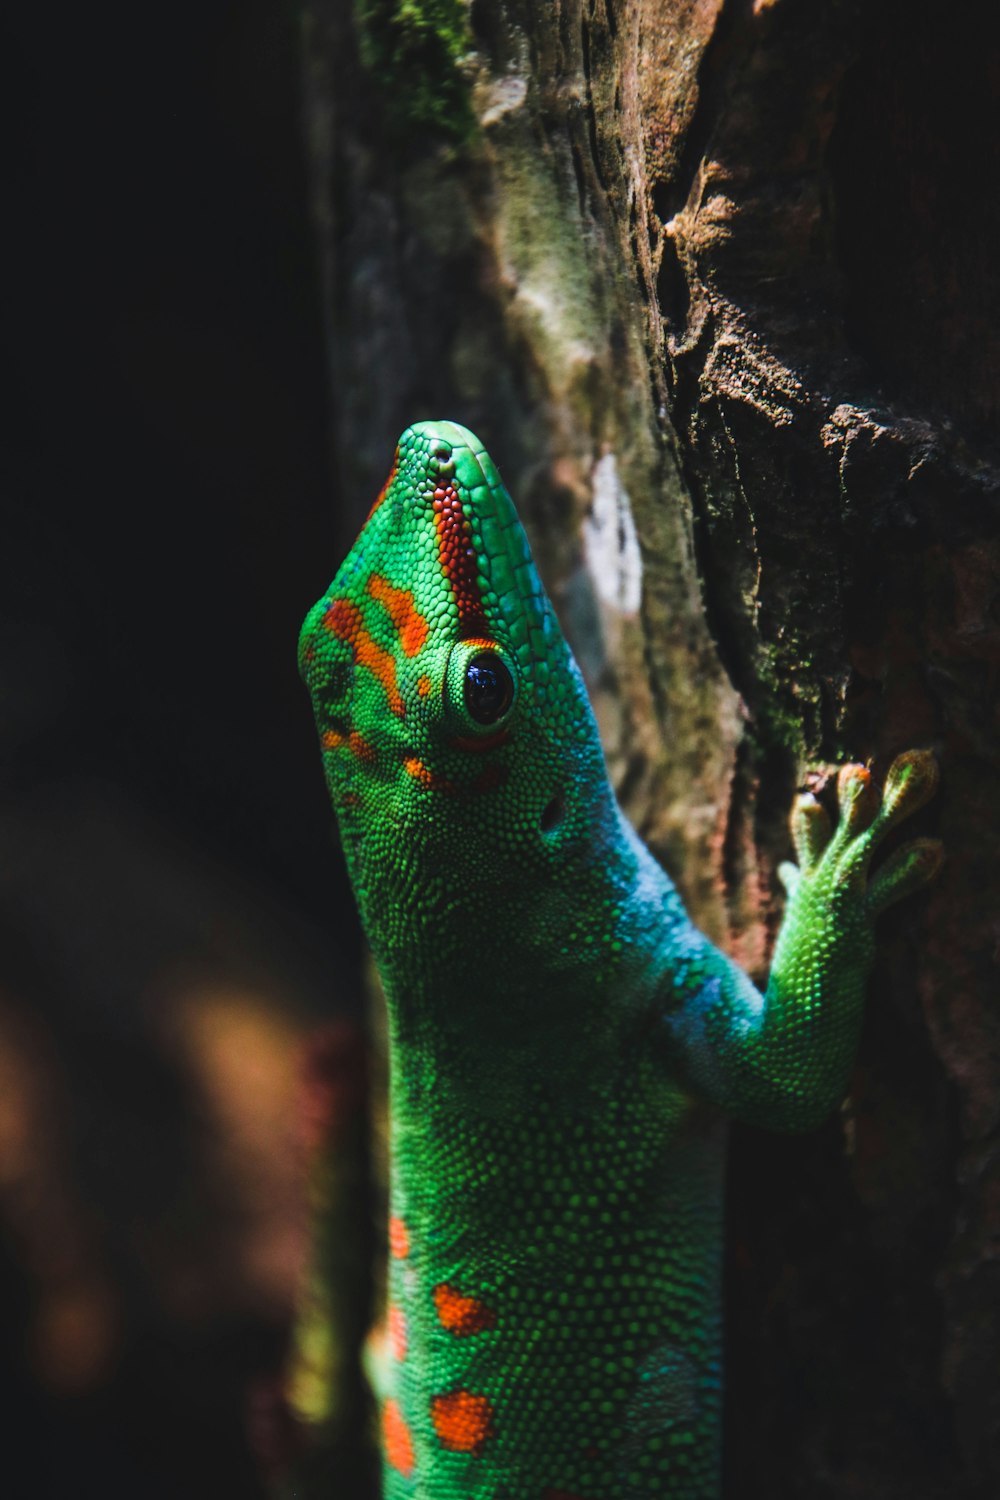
[299,421,941,1499]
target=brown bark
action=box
[302,1,1000,1493]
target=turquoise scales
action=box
[299,420,941,1498]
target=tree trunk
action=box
[301,1,1000,1494]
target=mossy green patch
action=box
[354,0,475,143]
[752,645,816,758]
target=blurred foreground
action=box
[4,2,368,1493]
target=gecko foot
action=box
[778,750,942,916]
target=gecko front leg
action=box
[670,751,942,1132]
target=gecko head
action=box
[299,420,615,952]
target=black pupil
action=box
[464,654,513,725]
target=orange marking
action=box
[404,757,454,793]
[349,731,376,763]
[324,597,362,639]
[322,728,376,764]
[382,1399,415,1476]
[433,485,488,636]
[417,675,433,698]
[324,597,404,717]
[368,574,430,658]
[433,1283,497,1336]
[389,1216,410,1259]
[354,634,403,714]
[430,1389,495,1453]
[389,1304,407,1361]
[403,757,503,796]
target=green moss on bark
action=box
[354,0,474,142]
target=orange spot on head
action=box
[324,597,362,641]
[417,675,432,698]
[324,597,404,717]
[389,1304,407,1361]
[433,1283,497,1336]
[389,1217,410,1259]
[430,1389,495,1453]
[323,727,376,765]
[433,488,487,635]
[403,757,453,793]
[348,730,377,764]
[355,637,404,717]
[368,574,430,658]
[382,1399,414,1476]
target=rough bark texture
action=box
[302,1,1000,1493]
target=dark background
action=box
[3,4,361,1494]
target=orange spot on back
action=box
[324,597,404,717]
[430,1389,495,1453]
[321,729,344,750]
[389,1304,407,1361]
[417,675,432,697]
[382,1399,414,1476]
[389,1217,410,1259]
[368,574,430,658]
[433,1283,497,1336]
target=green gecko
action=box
[298,420,941,1499]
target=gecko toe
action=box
[867,837,943,914]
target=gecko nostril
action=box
[539,794,564,834]
[431,441,456,480]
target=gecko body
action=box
[299,420,940,1499]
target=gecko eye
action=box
[444,639,518,739]
[464,654,514,725]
